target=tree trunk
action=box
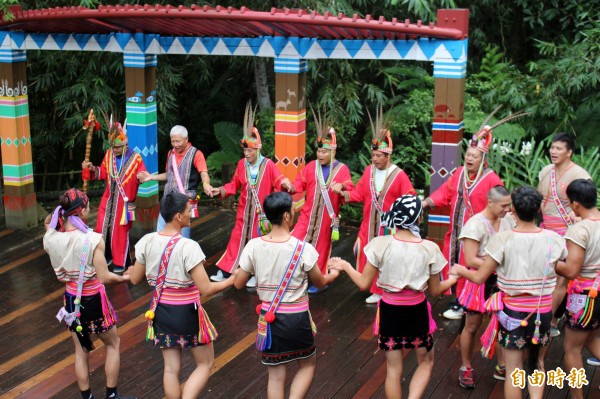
[253,58,272,111]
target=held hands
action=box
[281,178,294,193]
[330,182,344,195]
[136,171,151,183]
[210,187,222,197]
[203,183,214,197]
[82,161,94,170]
[328,257,349,273]
[449,263,464,279]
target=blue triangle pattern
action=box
[366,40,388,58]
[51,34,67,50]
[178,37,197,53]
[342,40,362,58]
[160,36,176,52]
[245,37,264,55]
[267,37,287,57]
[31,34,47,49]
[74,34,91,50]
[392,40,413,59]
[9,32,26,49]
[418,38,436,60]
[116,33,132,51]
[317,40,338,58]
[223,37,242,53]
[95,34,110,50]
[200,37,219,54]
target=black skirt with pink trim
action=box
[377,299,433,352]
[260,310,315,365]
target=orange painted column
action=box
[273,58,307,181]
[0,50,37,229]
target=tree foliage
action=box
[12,0,600,195]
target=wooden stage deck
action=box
[1,207,599,399]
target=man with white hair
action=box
[139,125,213,238]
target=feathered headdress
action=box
[368,104,393,154]
[106,114,128,147]
[471,106,530,154]
[240,101,261,150]
[310,105,337,150]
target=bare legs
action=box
[267,355,316,399]
[385,347,433,399]
[460,313,505,373]
[502,345,549,399]
[71,326,121,393]
[563,328,600,399]
[161,343,215,399]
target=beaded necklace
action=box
[369,163,390,215]
[463,157,485,190]
[245,156,271,235]
[316,153,333,188]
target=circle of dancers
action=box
[43,103,600,399]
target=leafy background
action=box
[2,0,599,215]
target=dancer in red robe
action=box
[423,109,528,319]
[292,109,354,293]
[340,106,415,303]
[210,103,293,286]
[82,120,146,273]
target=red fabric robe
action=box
[345,165,415,295]
[428,166,503,293]
[216,157,285,273]
[90,148,146,267]
[291,160,354,274]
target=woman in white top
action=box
[234,191,339,399]
[43,188,133,399]
[128,192,234,399]
[330,195,457,399]
[452,187,566,399]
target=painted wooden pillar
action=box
[123,53,159,236]
[0,49,37,229]
[273,58,307,180]
[427,9,469,248]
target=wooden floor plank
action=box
[1,209,595,399]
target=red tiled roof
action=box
[0,5,466,40]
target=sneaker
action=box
[307,285,328,294]
[493,364,506,381]
[587,357,600,366]
[443,303,464,320]
[246,276,257,288]
[210,270,228,282]
[112,266,125,274]
[365,294,382,304]
[105,393,137,399]
[459,366,475,389]
[549,326,561,338]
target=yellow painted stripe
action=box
[275,112,306,122]
[0,289,63,327]
[0,248,46,276]
[0,229,14,238]
[211,331,256,375]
